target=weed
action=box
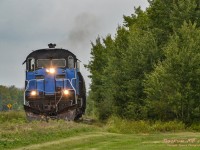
[106,116,185,133]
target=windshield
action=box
[37,59,66,68]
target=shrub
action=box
[106,116,185,133]
[189,123,200,132]
[152,121,185,132]
[0,111,26,123]
[106,116,150,133]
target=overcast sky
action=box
[0,0,149,90]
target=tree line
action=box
[86,0,200,123]
[0,85,23,111]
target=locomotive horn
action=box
[48,43,56,48]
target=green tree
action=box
[144,23,200,123]
[87,0,200,121]
[0,85,23,111]
[86,36,114,119]
[147,0,200,43]
[120,27,158,119]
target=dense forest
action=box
[0,85,23,111]
[86,0,200,123]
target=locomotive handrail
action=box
[24,78,77,106]
[24,79,38,105]
[25,79,76,92]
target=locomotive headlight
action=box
[63,89,69,95]
[46,68,55,74]
[30,90,37,96]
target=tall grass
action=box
[0,111,26,123]
[0,111,99,149]
[106,116,186,133]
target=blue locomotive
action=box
[23,43,86,120]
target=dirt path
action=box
[13,132,119,150]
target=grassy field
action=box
[1,111,200,150]
[13,132,200,150]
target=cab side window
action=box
[27,58,35,71]
[68,56,74,69]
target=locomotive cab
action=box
[23,44,86,120]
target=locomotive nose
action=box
[45,73,56,95]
